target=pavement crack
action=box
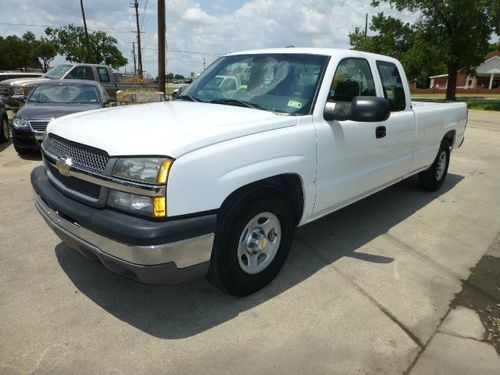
[295,236,425,350]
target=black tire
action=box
[418,141,450,192]
[0,116,9,143]
[208,191,295,296]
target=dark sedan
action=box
[12,80,110,154]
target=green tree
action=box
[0,33,40,71]
[349,14,446,88]
[34,39,57,72]
[368,0,500,100]
[45,24,127,69]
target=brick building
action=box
[429,51,500,90]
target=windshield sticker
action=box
[287,100,302,109]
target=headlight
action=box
[110,157,173,217]
[108,191,166,218]
[113,157,173,184]
[13,86,29,96]
[12,118,30,129]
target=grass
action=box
[412,94,500,111]
[465,101,500,111]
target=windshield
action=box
[180,53,329,115]
[28,83,101,104]
[44,64,73,79]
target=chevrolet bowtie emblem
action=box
[55,157,73,176]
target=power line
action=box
[140,0,150,30]
[141,45,224,56]
[0,22,134,34]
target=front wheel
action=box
[0,117,9,143]
[208,192,295,296]
[418,142,450,191]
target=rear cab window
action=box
[376,61,406,112]
[97,67,111,83]
[328,58,376,103]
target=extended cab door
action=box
[375,59,416,179]
[312,57,394,217]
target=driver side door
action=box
[312,57,393,217]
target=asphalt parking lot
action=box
[1,110,499,374]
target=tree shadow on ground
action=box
[56,173,464,339]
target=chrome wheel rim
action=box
[435,151,447,180]
[237,212,281,274]
[2,119,8,139]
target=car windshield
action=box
[44,64,73,79]
[28,84,101,104]
[180,53,329,115]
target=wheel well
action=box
[443,130,456,148]
[219,174,305,226]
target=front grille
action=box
[47,163,101,199]
[30,120,50,132]
[45,134,109,175]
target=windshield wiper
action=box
[176,94,201,102]
[210,98,263,110]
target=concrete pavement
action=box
[0,110,499,374]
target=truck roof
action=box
[66,63,114,69]
[227,47,400,64]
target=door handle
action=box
[376,126,386,139]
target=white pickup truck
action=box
[31,48,467,296]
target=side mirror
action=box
[172,88,181,99]
[324,96,391,122]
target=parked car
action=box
[0,72,43,82]
[31,48,467,296]
[0,64,118,107]
[12,80,110,155]
[0,99,9,143]
[0,72,43,105]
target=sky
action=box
[0,0,418,77]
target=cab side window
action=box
[97,67,111,83]
[376,61,406,111]
[67,66,95,81]
[329,58,376,102]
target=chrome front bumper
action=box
[34,194,214,283]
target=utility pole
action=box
[80,0,92,62]
[158,0,166,94]
[133,0,143,77]
[203,58,206,71]
[131,42,137,75]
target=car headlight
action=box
[113,157,173,184]
[108,190,166,217]
[13,86,29,96]
[12,118,30,129]
[109,157,173,217]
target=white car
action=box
[31,48,467,296]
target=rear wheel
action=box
[208,191,294,296]
[0,117,9,143]
[418,141,450,192]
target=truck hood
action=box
[47,101,298,157]
[1,77,50,87]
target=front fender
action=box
[166,119,317,221]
